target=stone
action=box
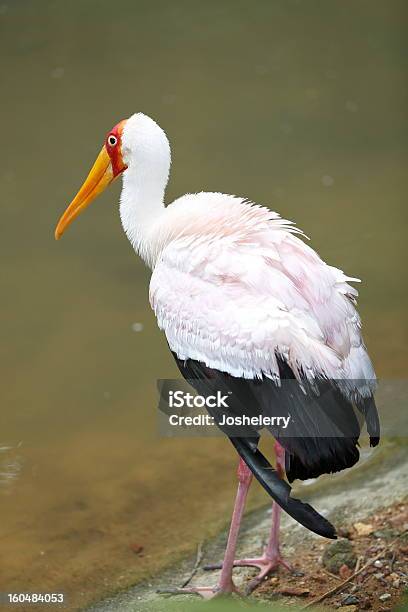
[379,593,391,601]
[353,522,374,536]
[339,564,352,579]
[322,539,357,574]
[342,594,359,605]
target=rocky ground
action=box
[87,443,408,612]
[250,500,408,610]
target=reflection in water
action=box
[0,443,23,490]
[0,0,406,609]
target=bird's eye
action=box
[107,135,117,147]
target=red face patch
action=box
[105,119,128,177]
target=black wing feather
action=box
[171,352,359,539]
[170,351,379,539]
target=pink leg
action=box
[158,458,253,599]
[263,441,291,565]
[205,441,292,594]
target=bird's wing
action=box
[172,352,339,539]
[149,218,375,400]
[150,209,379,537]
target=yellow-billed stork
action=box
[55,113,379,598]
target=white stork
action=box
[55,113,379,598]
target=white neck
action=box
[119,114,171,266]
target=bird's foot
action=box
[204,551,292,594]
[157,581,240,600]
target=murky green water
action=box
[0,0,406,608]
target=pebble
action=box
[339,564,352,579]
[379,593,391,601]
[374,560,383,568]
[322,539,356,574]
[341,594,359,605]
[353,522,374,536]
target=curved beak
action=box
[55,145,115,240]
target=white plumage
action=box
[118,114,375,399]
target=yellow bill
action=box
[55,145,115,240]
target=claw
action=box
[242,555,292,594]
[203,554,292,594]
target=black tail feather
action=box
[230,437,337,540]
[283,435,360,483]
[169,351,379,540]
[356,396,380,447]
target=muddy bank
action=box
[86,443,407,611]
